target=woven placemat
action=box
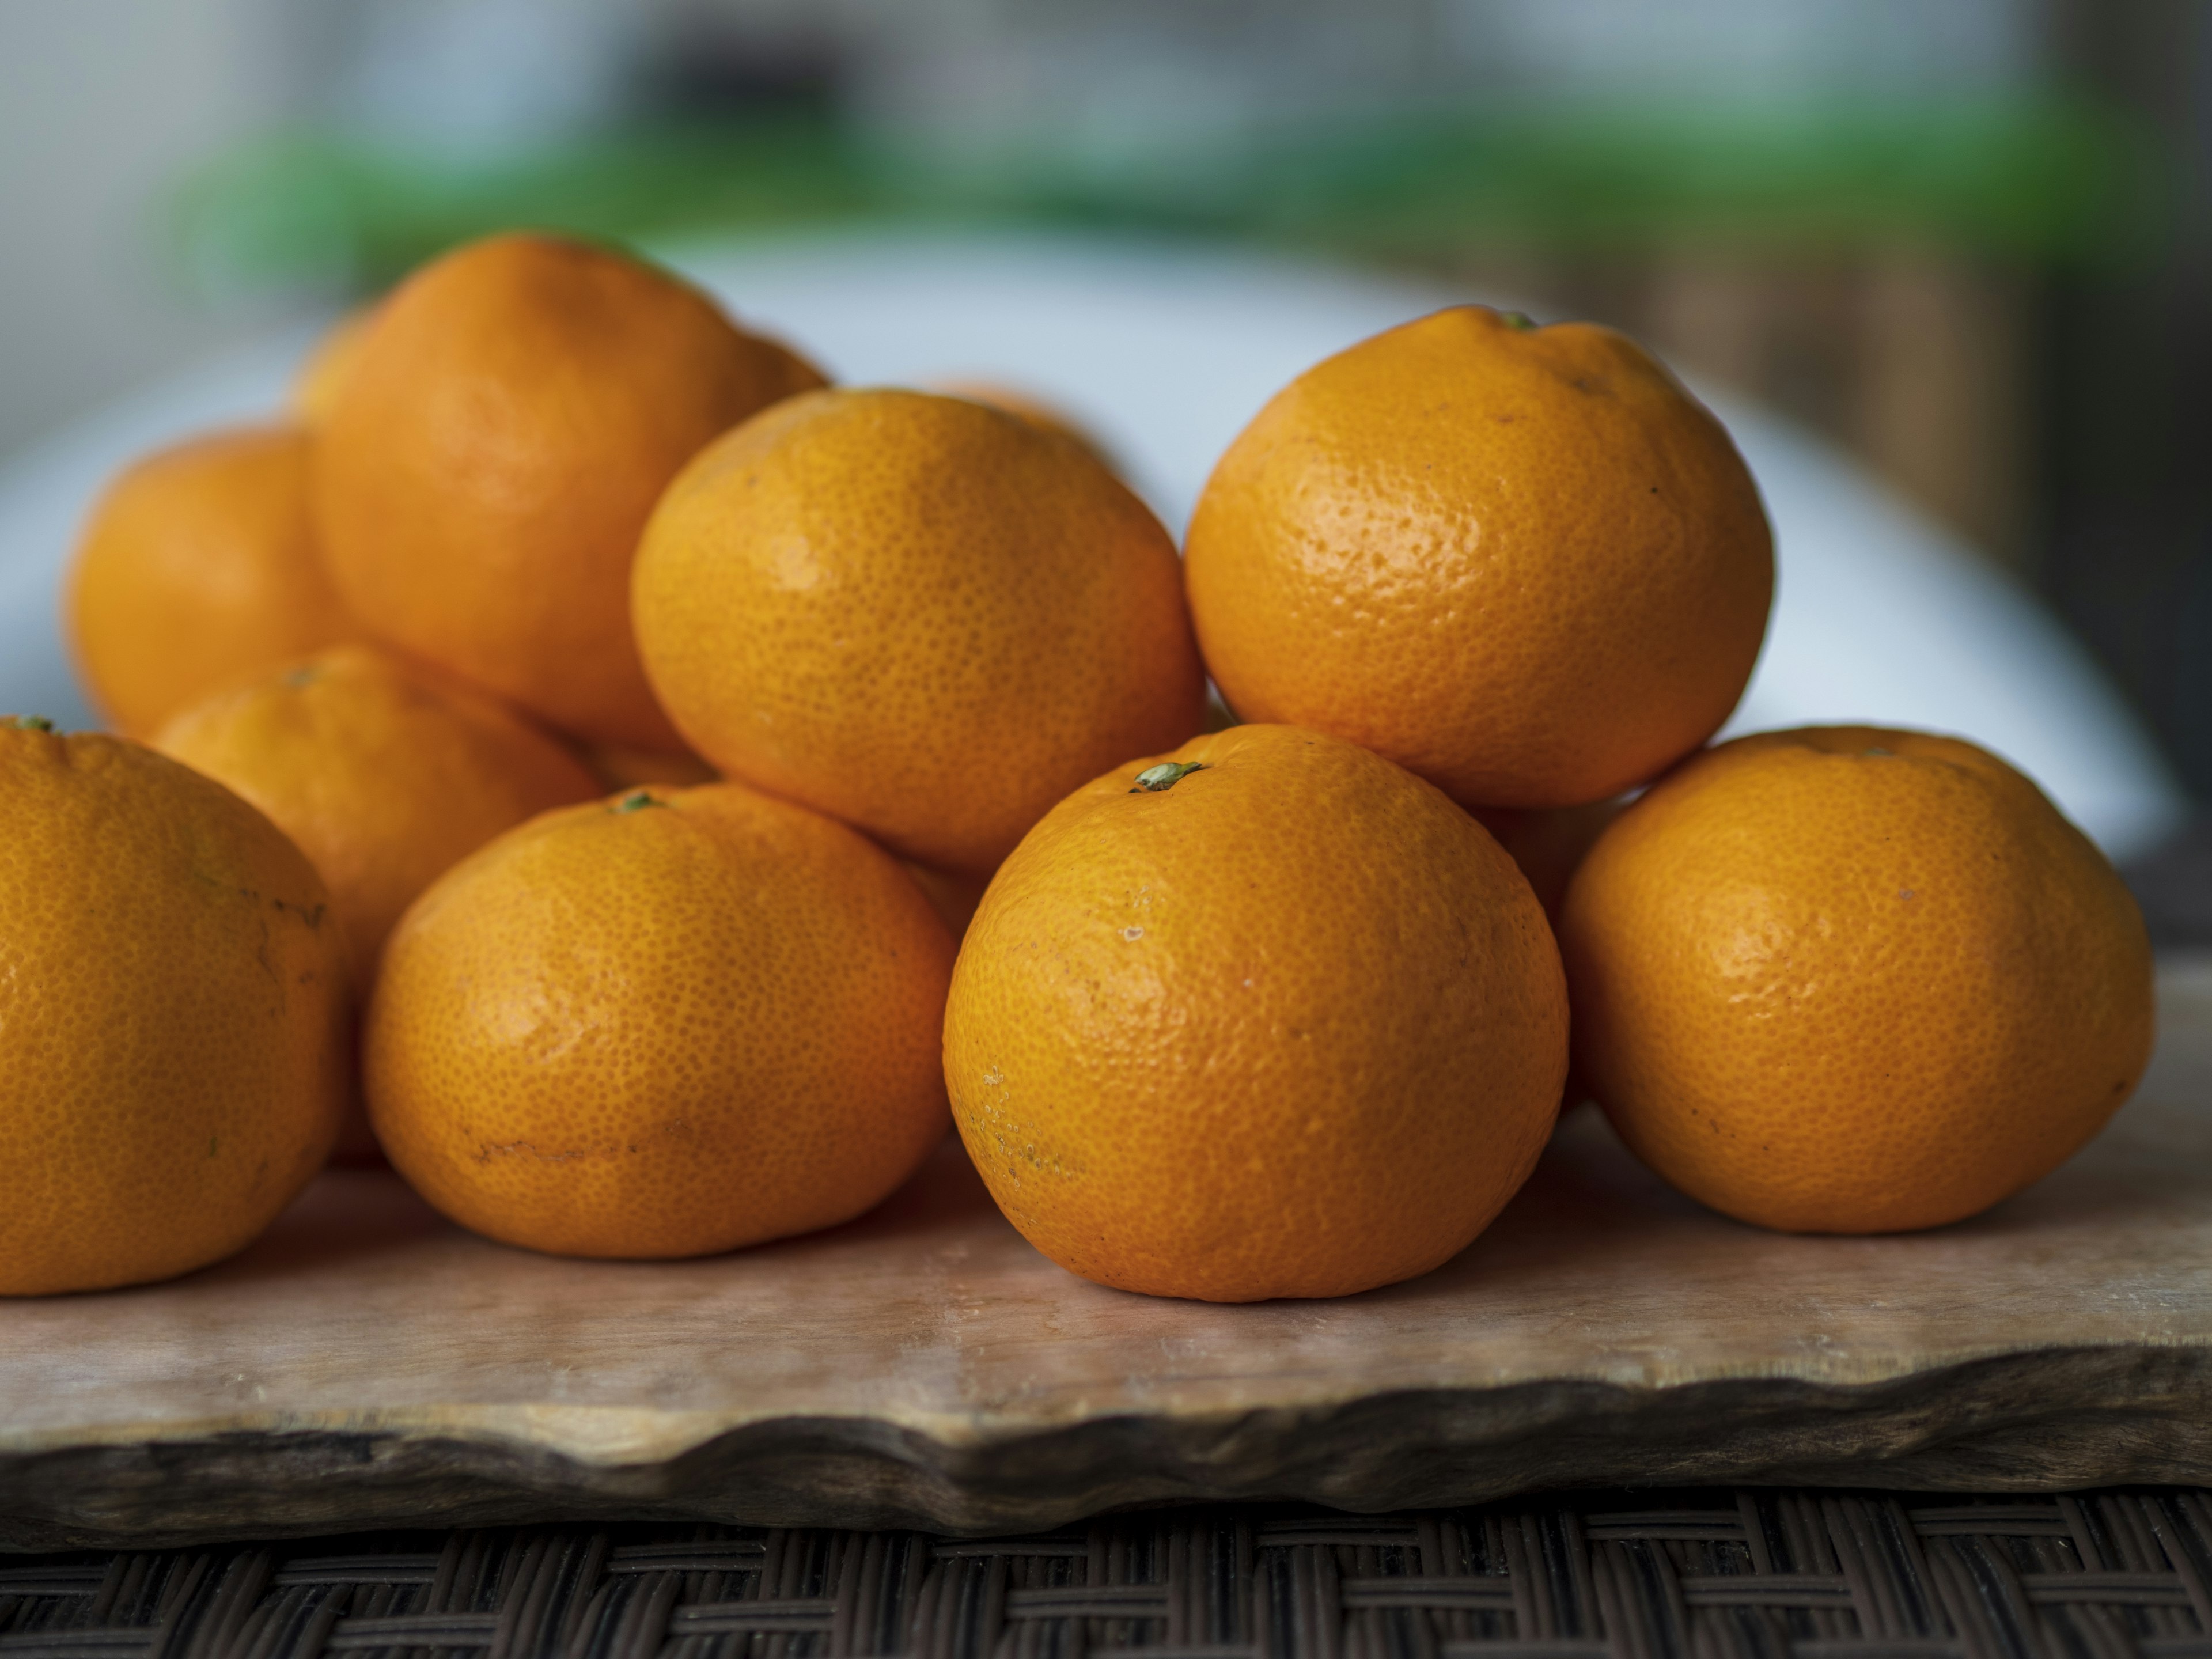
[5,1488,2212,1659]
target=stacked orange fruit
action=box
[1,229,2153,1301]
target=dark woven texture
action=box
[6,1490,2212,1659]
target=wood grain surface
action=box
[3,961,2209,1551]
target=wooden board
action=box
[4,961,2210,1552]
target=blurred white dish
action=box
[0,228,2185,859]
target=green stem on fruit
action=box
[1129,761,1206,794]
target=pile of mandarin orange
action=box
[2,232,2153,1301]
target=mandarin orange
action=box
[151,643,601,978]
[67,425,362,737]
[0,719,347,1294]
[1184,306,1772,809]
[944,723,1568,1302]
[366,781,956,1258]
[633,388,1205,872]
[1559,726,2156,1233]
[312,232,825,748]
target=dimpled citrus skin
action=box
[366,781,957,1258]
[313,232,826,749]
[67,426,364,737]
[944,724,1569,1302]
[152,644,602,979]
[633,388,1206,873]
[1560,727,2156,1234]
[1184,307,1774,810]
[0,725,347,1295]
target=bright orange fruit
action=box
[633,388,1205,873]
[67,426,362,737]
[1185,306,1772,809]
[312,232,825,748]
[1560,726,2156,1233]
[944,724,1568,1302]
[0,719,347,1294]
[151,644,601,979]
[366,781,956,1259]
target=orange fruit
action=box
[1185,306,1773,809]
[312,232,826,748]
[366,781,956,1258]
[291,302,382,423]
[1559,726,2156,1233]
[634,388,1205,872]
[944,723,1568,1302]
[151,644,602,980]
[0,719,347,1294]
[67,425,363,737]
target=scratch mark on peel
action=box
[476,1140,592,1165]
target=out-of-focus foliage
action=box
[172,116,877,297]
[172,93,2152,298]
